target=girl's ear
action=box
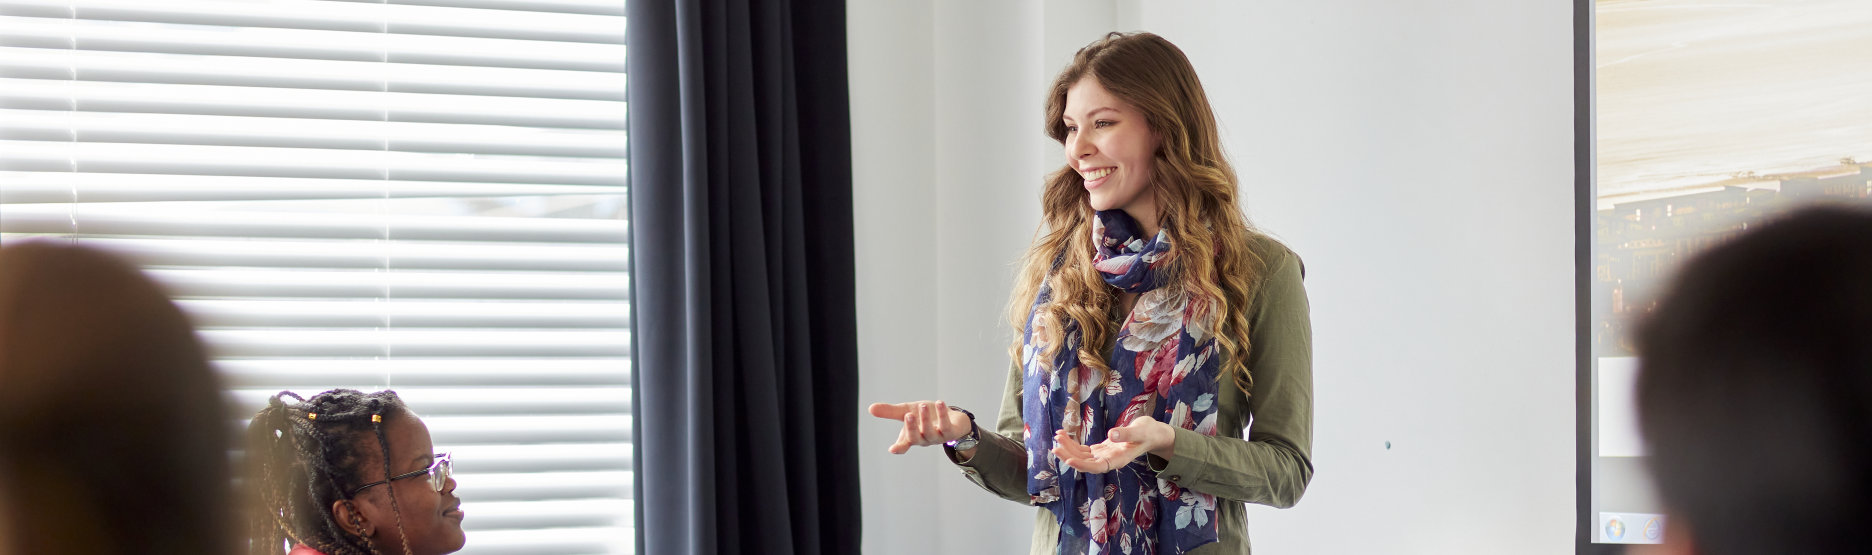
[331,499,375,539]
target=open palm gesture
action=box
[1050,417,1168,474]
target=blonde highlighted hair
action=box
[1009,31,1266,395]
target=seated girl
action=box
[244,389,466,555]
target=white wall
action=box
[852,2,1577,553]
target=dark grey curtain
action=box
[626,0,859,554]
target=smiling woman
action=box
[868,32,1315,555]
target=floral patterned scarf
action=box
[1021,210,1221,555]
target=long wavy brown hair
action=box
[1009,31,1266,395]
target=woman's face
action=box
[1062,76,1162,222]
[350,413,466,555]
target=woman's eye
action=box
[1064,125,1078,133]
[1095,120,1114,128]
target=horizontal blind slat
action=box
[227,388,631,416]
[451,526,632,555]
[0,172,622,203]
[443,443,632,472]
[0,0,628,44]
[1,140,627,185]
[0,205,631,243]
[179,299,631,329]
[0,15,627,72]
[0,46,626,100]
[199,329,631,358]
[452,471,629,501]
[425,414,632,444]
[216,359,631,387]
[362,0,626,17]
[75,238,629,272]
[0,109,628,157]
[144,268,631,300]
[0,78,627,128]
[457,499,632,531]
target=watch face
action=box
[948,428,978,450]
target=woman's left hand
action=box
[1051,417,1173,474]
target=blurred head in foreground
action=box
[0,241,231,554]
[1636,205,1872,555]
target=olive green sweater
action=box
[948,237,1314,554]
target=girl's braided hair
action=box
[244,389,416,555]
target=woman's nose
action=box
[1066,133,1093,160]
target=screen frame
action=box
[1573,0,1625,552]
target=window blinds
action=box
[0,1,633,554]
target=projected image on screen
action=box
[1587,0,1872,546]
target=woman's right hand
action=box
[867,400,973,454]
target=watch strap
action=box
[945,406,980,451]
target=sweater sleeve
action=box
[945,358,1036,505]
[1150,247,1315,508]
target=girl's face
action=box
[348,413,466,555]
[1062,76,1162,225]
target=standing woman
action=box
[870,32,1313,554]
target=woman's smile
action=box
[1081,166,1115,189]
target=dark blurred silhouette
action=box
[1636,205,1872,555]
[0,241,232,555]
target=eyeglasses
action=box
[349,452,452,497]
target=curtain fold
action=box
[628,0,858,553]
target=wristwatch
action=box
[945,406,981,451]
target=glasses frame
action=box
[348,452,451,497]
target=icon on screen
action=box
[1605,517,1626,541]
[1644,518,1662,541]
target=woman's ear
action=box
[331,499,375,539]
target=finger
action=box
[905,405,923,444]
[868,402,909,421]
[933,401,951,441]
[1054,429,1086,451]
[911,402,930,443]
[888,426,913,454]
[1106,420,1130,442]
[1056,442,1111,473]
[1052,431,1094,467]
[919,402,943,444]
[1060,453,1105,473]
[1083,445,1120,470]
[1050,444,1082,464]
[1055,429,1085,455]
[911,402,937,445]
[1054,431,1094,459]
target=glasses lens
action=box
[432,455,452,491]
